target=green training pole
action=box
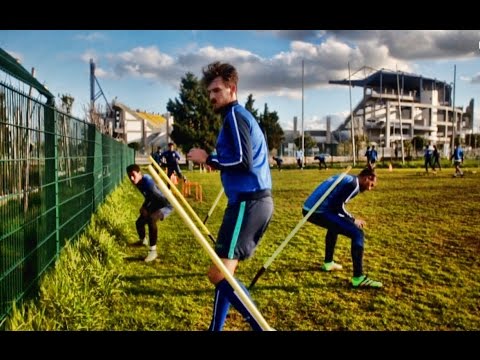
[249,166,352,289]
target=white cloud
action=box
[469,73,480,84]
[75,32,107,42]
[80,49,99,63]
[305,115,326,130]
[262,30,325,41]
[338,30,480,60]
[94,67,114,79]
[91,30,479,107]
[105,46,179,84]
[262,29,480,61]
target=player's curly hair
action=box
[201,62,238,87]
[358,165,376,178]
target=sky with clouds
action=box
[1,30,479,131]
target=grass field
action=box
[105,166,479,331]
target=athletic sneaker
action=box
[144,250,158,263]
[320,261,343,272]
[352,275,382,288]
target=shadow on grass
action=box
[124,255,148,262]
[125,285,211,297]
[249,279,350,292]
[280,265,321,273]
[124,272,205,281]
[251,280,377,293]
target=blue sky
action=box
[1,30,479,131]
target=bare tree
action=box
[0,92,7,197]
[58,93,75,186]
[82,102,110,135]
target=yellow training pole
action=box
[249,166,352,289]
[203,188,224,224]
[149,156,216,243]
[147,165,273,331]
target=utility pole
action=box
[301,59,305,168]
[90,59,95,112]
[450,65,457,153]
[348,62,356,166]
[89,58,113,131]
[396,65,405,164]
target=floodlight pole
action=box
[450,65,457,153]
[348,62,356,166]
[301,59,305,167]
[396,65,405,164]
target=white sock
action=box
[150,245,157,251]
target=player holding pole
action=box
[147,165,273,330]
[188,61,273,331]
[249,166,352,289]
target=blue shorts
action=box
[151,205,173,221]
[216,196,273,260]
[303,209,364,248]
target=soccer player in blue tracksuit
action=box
[314,154,328,170]
[161,142,187,187]
[451,144,464,177]
[369,145,378,168]
[424,145,435,174]
[364,146,371,166]
[188,62,273,331]
[151,146,163,166]
[272,155,283,171]
[302,167,382,288]
[126,164,173,262]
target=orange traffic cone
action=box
[388,163,393,172]
[170,173,178,185]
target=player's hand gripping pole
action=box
[203,188,224,224]
[149,156,216,244]
[249,166,352,289]
[147,165,274,331]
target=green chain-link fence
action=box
[0,50,134,326]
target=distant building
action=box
[280,116,338,156]
[109,101,172,154]
[329,68,474,155]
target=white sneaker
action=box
[144,250,158,263]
